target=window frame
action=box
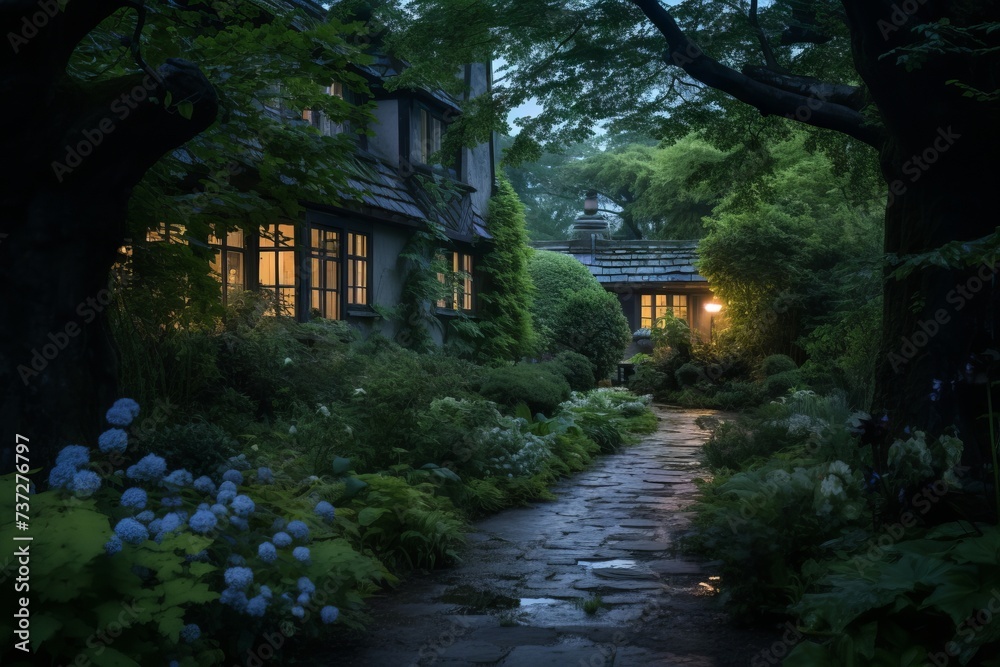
[208,228,247,308]
[416,103,460,177]
[640,293,689,329]
[435,250,475,314]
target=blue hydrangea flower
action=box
[120,487,147,509]
[107,398,140,426]
[222,469,244,485]
[257,467,274,484]
[198,503,210,511]
[320,606,339,624]
[286,520,309,541]
[314,501,336,522]
[161,469,193,489]
[161,496,184,508]
[224,566,254,590]
[185,550,209,562]
[296,592,310,605]
[228,554,246,566]
[48,464,76,489]
[219,480,238,494]
[193,476,216,494]
[292,546,310,563]
[220,588,249,612]
[291,606,305,619]
[297,577,316,594]
[147,519,163,535]
[246,595,268,617]
[216,490,236,505]
[189,510,218,535]
[55,445,90,469]
[180,623,201,643]
[230,516,249,531]
[114,518,149,545]
[258,542,277,563]
[211,503,229,517]
[104,534,122,556]
[259,585,273,599]
[231,495,255,517]
[155,513,184,541]
[273,531,292,548]
[271,518,287,531]
[135,510,155,524]
[70,470,101,498]
[98,428,129,454]
[126,454,167,482]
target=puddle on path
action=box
[576,559,637,569]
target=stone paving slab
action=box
[327,406,776,666]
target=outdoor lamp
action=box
[704,301,723,314]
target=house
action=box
[531,194,722,343]
[144,1,495,345]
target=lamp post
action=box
[704,300,723,342]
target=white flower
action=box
[819,474,846,499]
[353,388,366,396]
[283,357,293,366]
[317,404,331,417]
[289,425,297,435]
[828,461,852,480]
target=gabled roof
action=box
[532,239,706,284]
[338,152,489,241]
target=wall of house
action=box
[368,98,400,166]
[348,223,411,339]
[463,63,495,216]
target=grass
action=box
[577,594,603,615]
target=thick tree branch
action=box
[741,65,866,110]
[748,0,782,72]
[631,0,884,148]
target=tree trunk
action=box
[0,1,218,472]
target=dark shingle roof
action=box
[531,239,706,284]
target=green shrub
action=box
[712,382,764,410]
[549,289,631,381]
[136,421,242,477]
[551,350,596,391]
[479,363,571,416]
[528,250,604,334]
[627,362,667,395]
[475,175,537,363]
[763,369,804,398]
[674,362,704,387]
[760,353,797,377]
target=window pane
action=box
[277,224,295,248]
[311,290,320,310]
[227,251,244,287]
[259,254,275,286]
[259,225,274,248]
[326,291,339,320]
[227,230,244,247]
[278,251,295,286]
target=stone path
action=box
[327,405,776,666]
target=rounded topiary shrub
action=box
[551,350,596,391]
[675,362,705,388]
[479,363,572,417]
[760,354,797,377]
[763,369,803,398]
[549,289,631,381]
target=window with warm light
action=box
[259,223,297,316]
[436,251,474,312]
[346,232,368,307]
[209,229,246,307]
[308,228,340,319]
[302,82,346,137]
[641,294,688,328]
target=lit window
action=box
[308,228,340,319]
[437,251,474,312]
[346,232,368,306]
[146,222,188,244]
[302,82,345,137]
[209,229,246,307]
[641,294,688,328]
[259,223,297,316]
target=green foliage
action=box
[528,249,605,338]
[548,289,631,381]
[479,363,571,417]
[675,362,705,388]
[650,311,692,355]
[763,369,805,398]
[136,422,241,477]
[760,354,798,377]
[474,174,537,362]
[550,350,596,392]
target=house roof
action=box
[341,152,489,241]
[531,239,706,284]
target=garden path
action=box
[328,405,776,666]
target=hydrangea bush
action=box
[0,399,389,666]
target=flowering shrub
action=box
[0,399,389,666]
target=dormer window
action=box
[419,107,445,164]
[303,82,346,137]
